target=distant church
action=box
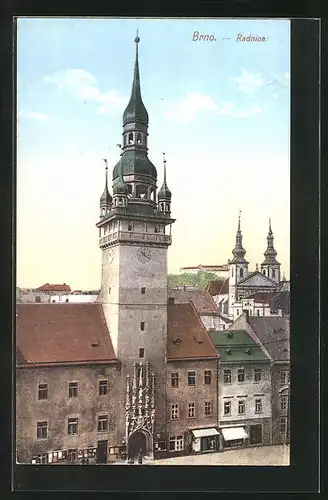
[207,213,289,322]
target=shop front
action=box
[191,427,220,453]
[221,426,249,449]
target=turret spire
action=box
[158,152,172,216]
[99,159,112,216]
[231,210,247,263]
[262,218,280,265]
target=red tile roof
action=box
[16,304,117,366]
[37,283,71,292]
[167,302,218,361]
[168,289,219,314]
[206,279,229,296]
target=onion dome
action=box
[158,153,172,200]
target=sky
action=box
[17,18,290,290]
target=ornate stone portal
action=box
[125,362,155,443]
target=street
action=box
[114,445,289,466]
[149,445,290,466]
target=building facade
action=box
[208,329,272,449]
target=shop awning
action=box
[191,428,220,438]
[221,427,248,441]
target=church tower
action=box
[96,33,175,455]
[260,218,281,283]
[228,212,249,316]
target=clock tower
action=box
[96,33,175,454]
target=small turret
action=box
[99,159,112,218]
[261,218,281,282]
[158,152,172,216]
[112,157,128,208]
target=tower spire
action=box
[262,218,279,264]
[231,210,247,263]
[123,31,148,127]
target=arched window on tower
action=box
[136,133,142,144]
[240,268,244,278]
[272,269,276,278]
[263,269,266,276]
[126,184,133,197]
[231,268,234,277]
[136,185,147,199]
[128,132,133,144]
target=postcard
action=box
[16,17,290,469]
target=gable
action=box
[238,272,277,289]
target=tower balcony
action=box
[99,230,172,248]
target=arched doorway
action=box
[127,429,152,459]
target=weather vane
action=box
[162,152,166,164]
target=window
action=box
[280,395,288,411]
[256,309,260,316]
[188,371,196,386]
[204,401,212,416]
[236,309,239,316]
[224,401,231,415]
[223,369,232,384]
[139,348,145,358]
[280,371,289,385]
[136,133,142,144]
[222,324,226,330]
[231,268,234,277]
[280,417,287,434]
[237,369,245,383]
[188,402,195,418]
[238,400,246,414]
[68,449,77,462]
[255,399,262,413]
[254,369,262,382]
[169,435,183,451]
[171,372,179,388]
[99,379,108,396]
[69,382,78,398]
[141,287,146,294]
[263,269,266,276]
[97,415,108,432]
[240,268,243,278]
[272,269,276,278]
[171,404,179,420]
[108,287,111,294]
[36,421,48,439]
[35,296,41,303]
[68,418,78,435]
[204,370,212,385]
[38,383,48,400]
[128,132,133,144]
[128,224,132,231]
[140,321,145,331]
[154,226,158,233]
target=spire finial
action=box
[163,152,167,183]
[102,158,108,186]
[269,217,272,234]
[238,210,242,232]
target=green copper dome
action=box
[158,182,172,200]
[123,36,149,126]
[112,150,157,180]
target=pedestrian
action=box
[138,448,143,465]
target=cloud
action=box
[44,69,128,114]
[162,92,218,122]
[162,93,263,122]
[19,110,50,121]
[217,101,262,119]
[230,69,265,93]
